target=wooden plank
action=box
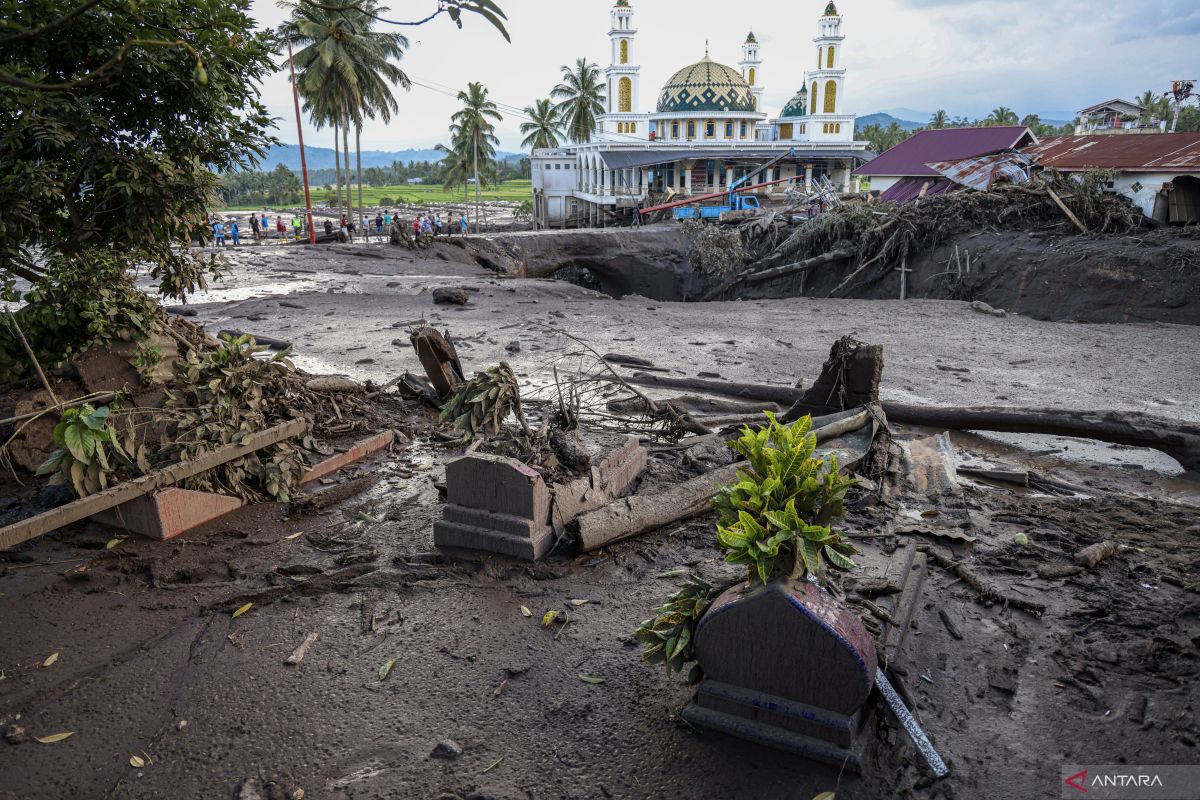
[1045,186,1088,233]
[0,419,306,550]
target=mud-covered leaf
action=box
[519,605,532,617]
[813,793,836,800]
[34,732,74,744]
[43,652,59,667]
[379,659,395,680]
[541,610,560,627]
[283,531,304,541]
[655,567,688,578]
[231,602,253,619]
[105,537,125,550]
[130,755,145,768]
[578,675,606,685]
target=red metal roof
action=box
[1022,134,1200,172]
[853,126,1036,177]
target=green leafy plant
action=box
[164,334,303,502]
[632,575,720,682]
[715,412,857,584]
[438,362,522,441]
[37,404,137,497]
[633,413,860,680]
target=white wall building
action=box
[531,0,871,228]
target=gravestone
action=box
[682,578,877,770]
[434,432,646,561]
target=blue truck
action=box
[672,193,762,221]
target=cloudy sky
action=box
[251,0,1199,153]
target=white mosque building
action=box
[530,0,871,227]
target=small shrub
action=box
[632,575,720,682]
[379,196,395,206]
[715,412,858,584]
[37,404,139,497]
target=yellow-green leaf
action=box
[520,605,532,618]
[105,537,125,550]
[813,793,836,800]
[578,674,606,684]
[231,602,253,619]
[43,652,59,667]
[130,755,145,768]
[568,599,589,607]
[283,531,304,541]
[379,659,395,681]
[35,732,74,744]
[541,610,560,627]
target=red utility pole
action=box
[287,41,317,245]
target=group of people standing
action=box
[206,207,472,249]
[209,211,304,247]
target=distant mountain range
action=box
[856,110,1073,133]
[254,143,524,171]
[855,112,925,132]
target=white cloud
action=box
[252,0,1197,153]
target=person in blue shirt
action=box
[230,221,240,246]
[212,220,225,247]
[460,212,468,235]
[383,210,392,228]
[261,211,270,235]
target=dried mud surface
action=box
[2,241,1198,800]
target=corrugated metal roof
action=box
[926,152,1034,191]
[853,126,1036,177]
[878,177,959,204]
[1022,134,1200,172]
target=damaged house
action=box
[1022,132,1200,223]
[851,126,1038,202]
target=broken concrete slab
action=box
[300,430,395,485]
[93,488,244,540]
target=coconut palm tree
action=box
[986,106,1019,126]
[928,109,949,129]
[450,82,502,233]
[520,99,563,151]
[280,0,410,233]
[552,59,606,143]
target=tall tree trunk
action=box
[333,119,343,223]
[343,121,353,238]
[356,124,364,236]
[473,130,481,235]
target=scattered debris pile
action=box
[701,171,1155,301]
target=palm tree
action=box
[437,140,472,204]
[520,99,562,151]
[450,82,502,233]
[280,0,410,234]
[928,109,949,129]
[552,58,605,143]
[986,106,1019,126]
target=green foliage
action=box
[0,256,158,381]
[438,362,519,441]
[164,334,303,502]
[552,58,606,144]
[0,0,275,374]
[36,405,140,498]
[378,196,395,207]
[514,199,534,221]
[632,575,720,682]
[714,413,857,584]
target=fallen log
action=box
[574,409,875,553]
[700,250,852,301]
[220,330,292,351]
[624,372,805,406]
[882,404,1200,472]
[0,419,306,550]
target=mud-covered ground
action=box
[2,241,1198,800]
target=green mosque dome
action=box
[656,56,756,114]
[780,88,808,118]
[824,2,839,16]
